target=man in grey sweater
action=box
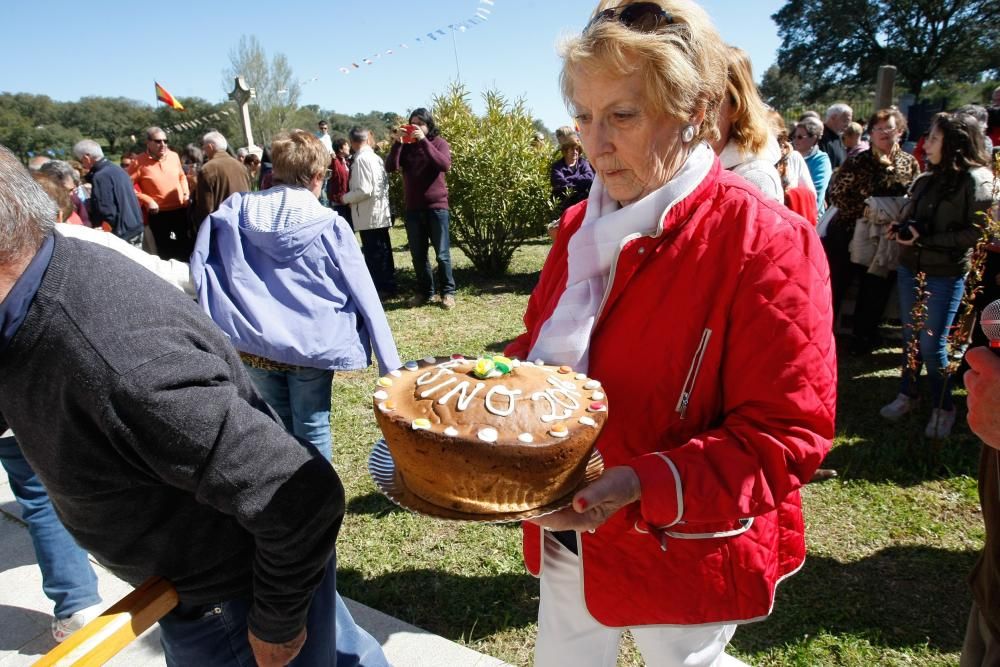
[0,144,387,666]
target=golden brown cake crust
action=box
[373,355,608,513]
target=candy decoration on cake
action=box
[472,354,515,379]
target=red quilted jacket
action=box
[506,158,837,627]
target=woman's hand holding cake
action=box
[527,466,640,533]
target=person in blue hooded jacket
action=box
[191,129,401,462]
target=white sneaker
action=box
[925,408,957,439]
[879,394,918,421]
[52,603,103,643]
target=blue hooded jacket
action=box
[190,185,400,374]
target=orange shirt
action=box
[129,150,189,211]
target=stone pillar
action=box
[227,77,255,149]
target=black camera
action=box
[891,219,924,241]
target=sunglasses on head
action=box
[584,2,674,34]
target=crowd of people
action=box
[2,1,1000,666]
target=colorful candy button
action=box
[404,361,419,371]
[549,423,569,438]
[558,365,572,374]
[390,369,402,377]
[444,426,459,437]
[575,373,587,380]
[533,359,545,366]
[588,402,607,413]
[423,356,437,364]
[518,433,534,443]
[373,390,389,400]
[584,380,601,390]
[579,416,596,427]
[591,391,605,401]
[478,428,499,443]
[412,418,432,431]
[377,377,393,387]
[451,353,465,360]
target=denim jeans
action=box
[0,435,101,619]
[158,555,388,667]
[244,365,334,461]
[897,265,966,410]
[404,208,455,297]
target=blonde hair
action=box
[842,121,863,139]
[271,130,328,188]
[723,46,770,155]
[560,0,727,146]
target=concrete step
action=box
[0,472,510,667]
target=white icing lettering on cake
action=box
[373,390,389,400]
[438,381,486,410]
[484,386,523,416]
[420,376,457,398]
[478,427,498,442]
[416,367,454,386]
[547,375,582,396]
[531,391,573,423]
[518,432,534,443]
[435,359,465,370]
[444,426,459,437]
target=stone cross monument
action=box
[228,76,256,149]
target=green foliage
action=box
[432,83,556,276]
[772,0,1000,99]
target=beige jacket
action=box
[342,146,391,231]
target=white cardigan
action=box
[342,146,392,231]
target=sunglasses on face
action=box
[584,2,674,34]
[150,139,168,144]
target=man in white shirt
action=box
[342,127,396,296]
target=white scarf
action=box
[528,142,714,373]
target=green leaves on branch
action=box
[433,83,556,276]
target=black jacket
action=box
[86,158,143,241]
[0,235,343,643]
[818,125,847,171]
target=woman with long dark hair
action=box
[880,112,994,438]
[385,107,456,309]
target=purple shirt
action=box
[385,136,451,211]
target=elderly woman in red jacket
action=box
[504,2,836,665]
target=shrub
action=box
[433,83,556,275]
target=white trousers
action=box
[535,536,749,667]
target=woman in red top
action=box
[505,2,836,665]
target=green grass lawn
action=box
[333,227,984,666]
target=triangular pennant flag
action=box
[155,81,185,110]
[339,67,350,74]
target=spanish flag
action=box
[154,82,184,111]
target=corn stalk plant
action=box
[433,83,556,275]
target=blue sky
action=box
[2,0,784,131]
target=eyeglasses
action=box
[873,126,898,134]
[584,2,674,34]
[150,139,168,144]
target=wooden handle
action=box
[33,576,178,667]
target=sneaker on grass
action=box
[879,393,918,421]
[925,408,957,439]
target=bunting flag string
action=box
[336,0,497,76]
[163,108,234,135]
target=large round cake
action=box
[373,355,608,513]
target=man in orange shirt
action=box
[130,127,191,261]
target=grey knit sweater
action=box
[0,234,344,643]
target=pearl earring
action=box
[681,124,696,143]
